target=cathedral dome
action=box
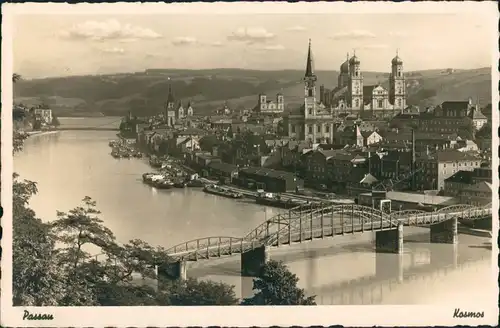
[340,60,349,73]
[349,55,360,65]
[392,55,403,65]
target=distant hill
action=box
[14,67,492,117]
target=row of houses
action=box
[278,139,486,193]
[184,152,302,192]
[443,167,492,206]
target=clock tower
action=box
[348,52,363,111]
[389,51,406,110]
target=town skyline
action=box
[13,11,494,79]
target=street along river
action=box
[14,129,495,305]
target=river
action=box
[14,129,495,305]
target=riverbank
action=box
[26,130,59,137]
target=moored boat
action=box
[203,184,243,199]
[153,179,175,189]
[186,179,205,188]
[173,180,187,188]
[149,157,162,168]
[256,195,300,209]
[142,173,156,182]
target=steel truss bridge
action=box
[166,203,492,262]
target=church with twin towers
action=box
[285,39,408,142]
[320,47,407,116]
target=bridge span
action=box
[159,203,492,280]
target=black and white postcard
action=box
[1,2,498,327]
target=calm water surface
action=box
[14,129,495,305]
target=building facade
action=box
[320,51,407,119]
[164,84,194,126]
[255,93,285,114]
[415,150,482,191]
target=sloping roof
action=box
[177,128,206,136]
[441,101,470,111]
[286,140,313,151]
[327,152,364,162]
[196,153,219,161]
[318,149,342,159]
[360,173,378,185]
[208,161,238,173]
[471,110,487,120]
[435,150,480,162]
[462,181,492,193]
[239,167,297,180]
[444,170,474,184]
[381,150,413,163]
[387,191,459,206]
[317,144,345,151]
[361,130,379,139]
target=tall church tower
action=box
[166,84,175,110]
[348,52,363,111]
[389,51,406,110]
[304,39,317,118]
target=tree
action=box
[51,115,60,127]
[242,260,316,305]
[33,119,42,131]
[476,121,492,139]
[162,278,239,305]
[13,73,21,83]
[13,131,28,153]
[12,174,64,305]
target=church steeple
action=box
[304,39,316,80]
[166,79,175,109]
[303,39,317,117]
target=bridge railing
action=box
[163,202,492,261]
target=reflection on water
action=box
[14,130,495,305]
[189,230,491,305]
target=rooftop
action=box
[444,170,474,184]
[208,161,238,174]
[441,100,472,111]
[239,166,298,180]
[471,110,487,120]
[387,191,459,206]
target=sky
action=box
[11,7,495,79]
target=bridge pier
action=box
[471,216,492,230]
[375,223,403,254]
[157,260,187,287]
[430,217,457,244]
[241,245,270,277]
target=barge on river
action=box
[256,192,318,209]
[142,173,175,189]
[203,184,243,199]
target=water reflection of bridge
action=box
[293,243,489,305]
